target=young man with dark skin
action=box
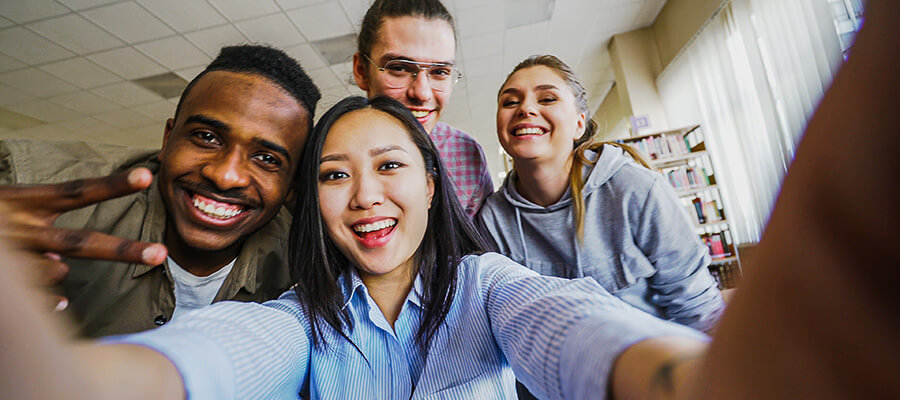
[0,45,320,338]
[352,0,494,216]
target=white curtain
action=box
[657,0,845,244]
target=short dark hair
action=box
[174,45,321,126]
[357,0,456,57]
[289,95,487,354]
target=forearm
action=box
[610,337,707,400]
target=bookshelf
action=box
[619,125,742,289]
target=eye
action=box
[539,96,558,104]
[191,131,220,146]
[501,99,520,107]
[252,153,281,168]
[378,161,404,171]
[428,66,452,79]
[319,170,348,182]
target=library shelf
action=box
[676,184,719,197]
[652,151,708,167]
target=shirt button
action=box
[154,315,167,326]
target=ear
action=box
[159,118,175,160]
[352,52,370,92]
[426,173,435,210]
[575,112,587,141]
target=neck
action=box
[359,260,416,328]
[164,228,241,277]
[513,154,574,207]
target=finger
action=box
[0,168,154,213]
[15,225,167,266]
[32,256,69,286]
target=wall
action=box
[653,0,727,70]
[609,27,668,134]
[593,83,630,140]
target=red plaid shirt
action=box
[430,122,494,216]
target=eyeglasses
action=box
[364,54,462,92]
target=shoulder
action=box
[1,139,159,184]
[458,252,539,288]
[434,123,486,152]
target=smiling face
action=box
[317,108,434,282]
[353,16,456,134]
[157,71,309,268]
[496,65,586,167]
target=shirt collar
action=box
[339,268,426,310]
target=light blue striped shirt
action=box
[113,253,706,399]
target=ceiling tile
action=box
[287,3,354,42]
[136,36,210,70]
[0,83,38,106]
[635,0,666,27]
[137,0,227,33]
[130,100,175,120]
[455,3,505,39]
[329,61,354,87]
[88,47,167,80]
[0,52,26,73]
[82,2,174,43]
[55,0,120,11]
[185,24,248,57]
[306,67,342,89]
[235,13,305,48]
[174,65,205,83]
[91,81,162,106]
[460,32,503,62]
[284,43,327,70]
[0,0,69,24]
[206,0,281,21]
[591,2,644,36]
[460,55,504,80]
[3,123,80,141]
[27,14,124,53]
[0,27,74,64]
[93,108,155,128]
[6,100,83,122]
[40,57,121,88]
[504,21,551,53]
[0,68,79,97]
[275,0,330,11]
[0,17,13,28]
[310,33,355,65]
[48,90,121,114]
[337,0,367,29]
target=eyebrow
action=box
[500,84,561,96]
[184,114,229,131]
[255,138,292,164]
[319,145,408,164]
[380,52,455,66]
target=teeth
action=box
[353,219,397,233]
[192,197,243,219]
[410,110,429,118]
[514,127,544,136]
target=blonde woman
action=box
[478,55,724,333]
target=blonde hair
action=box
[502,55,653,242]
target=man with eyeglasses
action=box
[353,0,493,216]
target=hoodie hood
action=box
[498,144,632,211]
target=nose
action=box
[350,170,384,210]
[517,98,538,118]
[201,150,250,191]
[406,69,434,103]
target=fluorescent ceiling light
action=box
[312,33,357,66]
[133,73,188,100]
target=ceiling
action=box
[0,0,666,183]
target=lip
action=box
[408,108,434,127]
[350,216,397,249]
[178,187,254,229]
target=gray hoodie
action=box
[477,144,724,332]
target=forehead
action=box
[371,16,456,63]
[503,66,569,92]
[178,71,310,147]
[324,109,418,154]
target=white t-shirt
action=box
[167,256,235,321]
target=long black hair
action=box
[289,96,488,353]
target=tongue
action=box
[359,226,393,240]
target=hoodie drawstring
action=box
[515,208,529,266]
